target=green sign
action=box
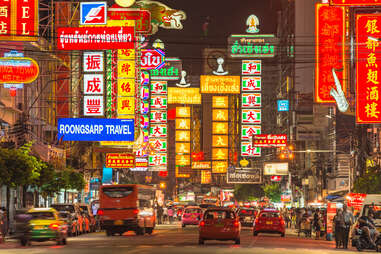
[228,34,278,58]
[149,58,182,80]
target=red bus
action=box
[97,184,156,236]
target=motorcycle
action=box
[352,228,381,252]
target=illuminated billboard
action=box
[263,162,289,175]
[200,75,240,94]
[168,88,201,104]
[315,4,346,103]
[228,35,277,58]
[0,56,39,83]
[252,134,287,147]
[330,0,381,5]
[106,153,135,168]
[0,0,39,41]
[356,14,381,123]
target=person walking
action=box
[333,208,345,248]
[313,209,322,240]
[168,206,174,224]
[163,206,168,224]
[342,204,354,249]
[157,205,163,225]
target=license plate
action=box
[266,221,273,225]
[215,224,224,227]
[114,220,123,225]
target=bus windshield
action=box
[102,187,134,198]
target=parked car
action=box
[181,206,202,227]
[58,211,78,237]
[21,208,67,246]
[51,203,83,234]
[198,207,241,245]
[253,208,285,237]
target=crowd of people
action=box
[156,205,183,225]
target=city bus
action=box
[97,184,156,236]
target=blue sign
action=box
[277,100,289,112]
[80,2,107,25]
[102,167,113,184]
[58,118,134,141]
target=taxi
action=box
[198,207,241,245]
[181,206,202,227]
[253,209,285,237]
[25,208,68,246]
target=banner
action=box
[315,4,346,103]
[356,14,381,123]
[252,134,287,147]
[106,153,135,168]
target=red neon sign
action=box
[252,134,287,147]
[57,26,135,50]
[330,0,381,6]
[315,4,346,103]
[141,49,165,70]
[0,57,39,83]
[356,14,381,123]
[108,8,151,33]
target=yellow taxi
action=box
[24,208,68,246]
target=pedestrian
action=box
[313,209,322,240]
[163,206,168,224]
[157,205,163,225]
[342,204,354,249]
[168,206,174,224]
[333,208,345,248]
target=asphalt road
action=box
[0,224,358,254]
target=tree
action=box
[262,183,281,203]
[234,184,264,201]
[353,166,381,194]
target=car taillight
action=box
[280,219,285,225]
[97,209,104,216]
[133,209,139,215]
[49,223,60,230]
[255,218,259,224]
[200,221,205,227]
[234,221,239,227]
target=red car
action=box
[253,209,285,237]
[199,207,241,245]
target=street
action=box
[0,224,356,254]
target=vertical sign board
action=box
[0,0,39,41]
[356,14,381,123]
[315,4,346,103]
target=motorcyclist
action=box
[358,210,379,247]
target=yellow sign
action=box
[100,141,134,146]
[200,75,240,94]
[118,49,135,60]
[176,143,191,154]
[212,161,228,174]
[117,97,135,115]
[176,107,191,118]
[212,135,229,147]
[168,87,201,104]
[176,155,191,166]
[192,161,211,169]
[212,122,228,134]
[212,109,229,121]
[118,78,135,97]
[176,167,190,178]
[212,148,228,160]
[212,96,229,108]
[176,118,190,130]
[176,130,190,142]
[118,60,135,78]
[201,170,212,184]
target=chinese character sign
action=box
[241,141,261,157]
[241,125,261,139]
[315,4,346,103]
[242,60,261,75]
[242,93,261,108]
[84,74,104,94]
[83,52,104,72]
[356,14,381,123]
[84,96,104,116]
[0,0,11,37]
[242,109,261,124]
[242,77,261,91]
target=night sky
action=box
[149,0,282,75]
